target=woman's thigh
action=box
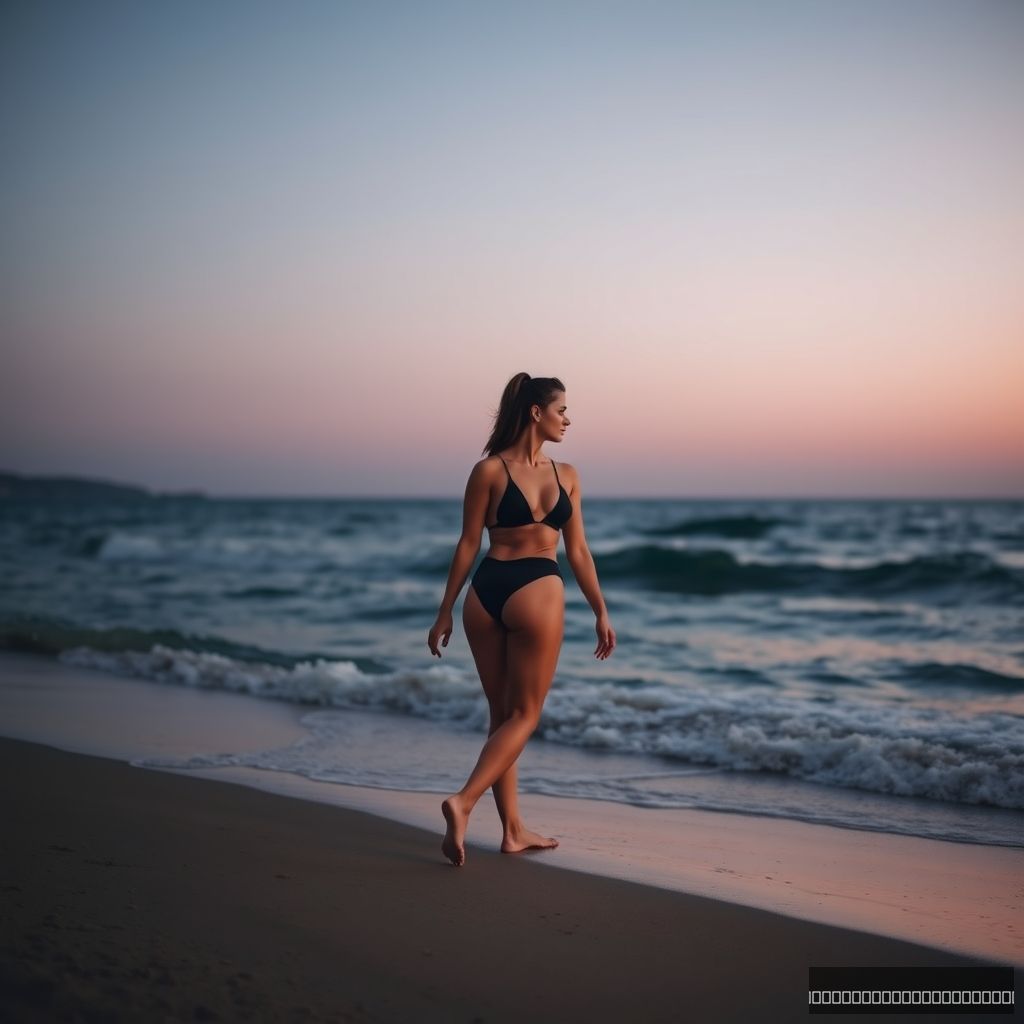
[462,584,508,710]
[501,575,564,718]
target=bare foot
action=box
[501,825,559,855]
[441,796,468,866]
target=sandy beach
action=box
[1,735,1016,1023]
[2,650,1022,970]
[4,0,1022,1016]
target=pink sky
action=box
[2,1,1021,497]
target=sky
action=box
[2,0,1021,498]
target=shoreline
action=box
[1,735,1014,1023]
[1,649,1022,972]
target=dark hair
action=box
[482,373,566,457]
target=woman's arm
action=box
[437,460,490,614]
[428,460,491,656]
[436,535,481,617]
[560,464,615,659]
[561,464,607,616]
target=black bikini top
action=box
[488,456,573,532]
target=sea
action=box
[2,493,1022,848]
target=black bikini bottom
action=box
[469,556,563,626]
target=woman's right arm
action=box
[428,460,491,657]
[560,463,616,659]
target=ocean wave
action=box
[81,529,335,572]
[594,546,1024,602]
[58,644,1024,811]
[59,644,482,723]
[884,661,1024,691]
[223,586,304,600]
[646,514,787,538]
[0,615,387,673]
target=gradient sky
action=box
[2,0,1021,498]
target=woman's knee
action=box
[502,704,542,732]
[487,705,509,734]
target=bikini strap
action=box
[497,455,512,478]
[551,459,562,486]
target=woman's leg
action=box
[487,711,560,855]
[462,586,523,835]
[443,574,564,866]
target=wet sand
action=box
[2,649,1021,970]
[1,737,1012,1023]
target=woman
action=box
[427,372,616,867]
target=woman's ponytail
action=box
[482,373,565,456]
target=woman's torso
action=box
[484,452,572,560]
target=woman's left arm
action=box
[561,464,616,659]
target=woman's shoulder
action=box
[469,455,505,479]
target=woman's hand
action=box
[594,613,616,660]
[428,611,454,658]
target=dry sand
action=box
[1,737,1013,1023]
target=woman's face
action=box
[536,391,570,441]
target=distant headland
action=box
[0,471,206,502]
